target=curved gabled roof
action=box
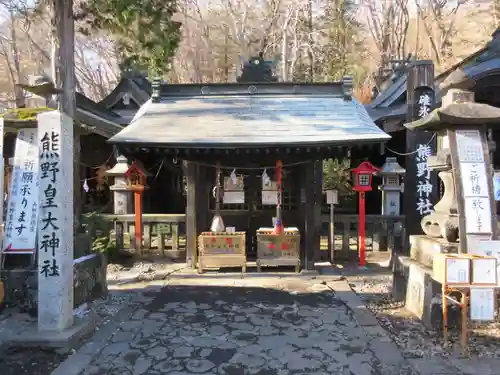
[109,82,390,148]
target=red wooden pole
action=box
[359,192,366,267]
[274,160,284,234]
[134,189,143,252]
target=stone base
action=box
[5,313,97,348]
[1,253,108,314]
[1,269,37,315]
[409,235,459,268]
[393,255,461,330]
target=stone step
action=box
[409,235,459,268]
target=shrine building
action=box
[107,68,391,270]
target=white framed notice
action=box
[4,128,39,252]
[470,288,495,321]
[471,258,497,285]
[469,239,500,257]
[326,190,338,205]
[262,190,278,205]
[223,191,244,204]
[464,197,492,233]
[455,130,484,163]
[445,258,470,284]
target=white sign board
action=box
[471,258,497,285]
[446,258,470,284]
[470,288,495,321]
[223,191,245,204]
[469,240,500,286]
[4,128,39,252]
[326,190,338,205]
[262,190,278,205]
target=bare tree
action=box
[414,0,469,67]
[74,34,119,101]
[364,0,410,77]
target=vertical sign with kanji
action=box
[404,82,438,247]
[37,111,74,330]
[455,130,493,244]
[3,128,39,252]
[0,118,4,249]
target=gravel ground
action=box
[0,292,135,375]
[348,273,500,360]
[0,258,174,375]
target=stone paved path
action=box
[68,281,414,375]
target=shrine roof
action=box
[108,81,390,148]
[99,74,151,109]
[404,102,500,131]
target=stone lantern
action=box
[378,157,405,216]
[106,155,132,216]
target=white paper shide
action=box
[4,129,39,251]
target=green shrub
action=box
[81,212,117,259]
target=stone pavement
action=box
[52,273,416,375]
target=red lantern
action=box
[351,161,379,192]
[351,161,380,267]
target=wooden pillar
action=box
[313,160,323,262]
[304,161,316,270]
[404,61,438,253]
[185,161,198,268]
[196,165,210,234]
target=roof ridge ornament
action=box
[152,78,162,102]
[342,75,353,100]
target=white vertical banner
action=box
[0,118,4,248]
[3,128,39,252]
[37,110,74,331]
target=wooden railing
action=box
[102,214,187,259]
[101,213,404,260]
[321,214,405,259]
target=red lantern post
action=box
[351,161,380,267]
[124,162,151,254]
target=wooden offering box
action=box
[198,232,246,273]
[256,228,301,272]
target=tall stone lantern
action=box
[378,157,405,216]
[106,155,132,217]
[405,83,500,254]
[106,155,133,251]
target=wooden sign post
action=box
[404,61,438,252]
